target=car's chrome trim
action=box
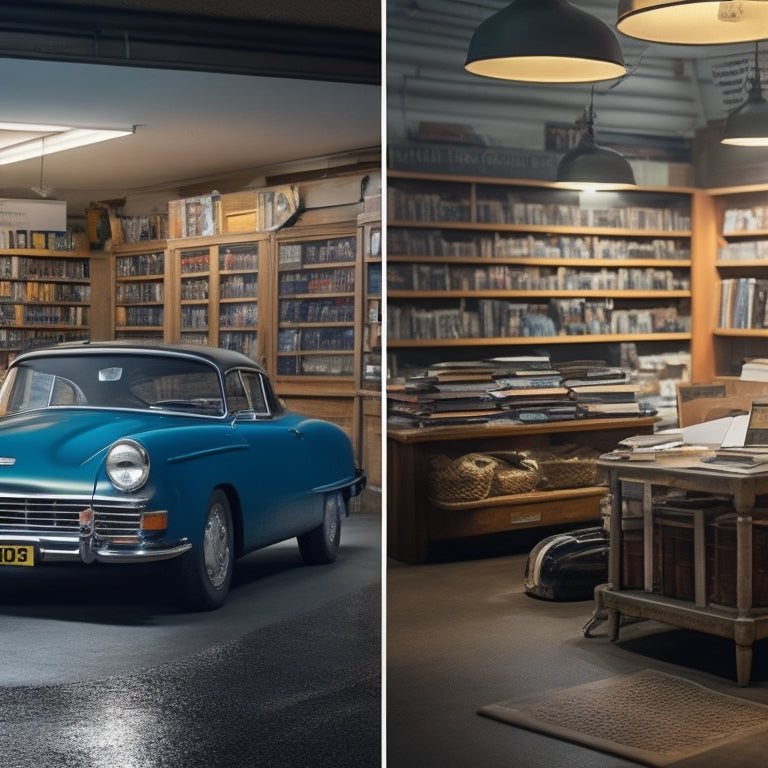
[311,467,367,497]
[0,534,191,564]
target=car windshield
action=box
[0,353,226,416]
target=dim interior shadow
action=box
[0,542,316,625]
[614,626,768,684]
[426,523,580,562]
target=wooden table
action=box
[587,456,768,686]
[387,416,657,563]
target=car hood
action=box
[0,408,203,493]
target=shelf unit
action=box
[274,225,358,383]
[171,235,264,358]
[696,184,768,380]
[356,207,382,489]
[388,170,695,379]
[0,245,91,355]
[113,241,169,343]
[108,221,372,468]
[388,416,657,562]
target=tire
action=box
[177,489,234,611]
[297,491,344,565]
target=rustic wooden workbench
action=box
[587,455,768,686]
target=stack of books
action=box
[387,356,655,427]
[560,361,642,417]
[485,355,576,422]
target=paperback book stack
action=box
[387,354,576,427]
[387,360,504,427]
[484,355,576,422]
[560,361,642,418]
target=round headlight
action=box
[106,440,150,492]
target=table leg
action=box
[607,608,621,642]
[735,642,753,687]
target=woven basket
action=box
[429,453,500,505]
[535,451,599,490]
[490,455,541,496]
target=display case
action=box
[216,241,260,359]
[275,226,357,382]
[113,241,168,342]
[178,245,211,346]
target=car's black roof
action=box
[12,341,268,376]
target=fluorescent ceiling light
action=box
[0,124,134,166]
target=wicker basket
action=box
[428,453,500,505]
[534,451,599,490]
[429,452,541,505]
[490,455,540,496]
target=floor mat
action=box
[478,669,768,767]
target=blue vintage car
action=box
[0,342,365,609]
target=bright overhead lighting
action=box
[465,0,627,83]
[722,43,768,145]
[617,1,768,45]
[0,126,134,166]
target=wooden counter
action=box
[387,416,657,563]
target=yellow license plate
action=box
[0,545,34,567]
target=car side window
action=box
[224,371,250,414]
[240,372,270,416]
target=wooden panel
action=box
[281,394,355,442]
[428,488,605,540]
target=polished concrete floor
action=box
[387,530,768,768]
[0,496,382,768]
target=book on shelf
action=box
[741,359,768,381]
[718,277,768,329]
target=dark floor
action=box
[386,530,768,768]
[0,496,382,768]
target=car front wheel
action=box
[177,489,234,611]
[297,491,344,565]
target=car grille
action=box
[0,495,144,537]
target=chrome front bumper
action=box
[0,533,191,564]
[0,492,191,565]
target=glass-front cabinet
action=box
[217,242,259,359]
[114,243,168,342]
[275,228,357,381]
[178,246,211,346]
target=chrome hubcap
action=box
[204,502,231,588]
[325,494,340,543]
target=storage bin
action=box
[707,512,768,608]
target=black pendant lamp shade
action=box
[465,0,627,83]
[556,104,636,190]
[722,44,768,145]
[617,0,768,45]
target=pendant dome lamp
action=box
[464,0,627,83]
[617,1,768,45]
[722,43,768,145]
[556,92,636,190]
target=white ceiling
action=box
[387,0,761,160]
[0,1,382,218]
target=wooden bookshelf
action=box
[387,170,695,380]
[108,220,373,466]
[0,243,91,353]
[695,184,768,380]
